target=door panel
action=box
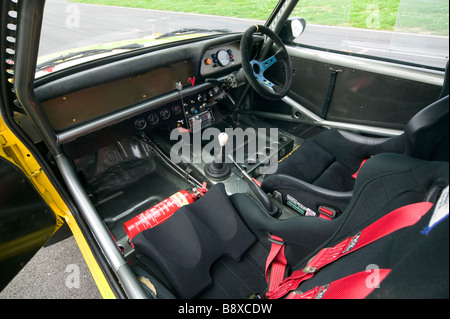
[0,157,57,291]
[323,62,442,129]
[263,46,443,131]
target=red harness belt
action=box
[265,201,433,299]
[287,269,392,299]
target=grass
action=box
[71,0,279,20]
[290,0,401,30]
[72,0,449,36]
[291,0,448,35]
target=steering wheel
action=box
[240,25,293,100]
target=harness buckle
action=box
[303,249,327,273]
[303,265,318,273]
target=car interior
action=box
[2,0,448,298]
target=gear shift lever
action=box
[204,132,231,181]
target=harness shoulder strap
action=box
[265,235,287,293]
[287,269,392,299]
[265,201,433,299]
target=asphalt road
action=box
[2,0,447,300]
[0,224,102,299]
[37,0,262,57]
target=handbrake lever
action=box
[228,154,279,216]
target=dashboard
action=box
[34,35,245,159]
[62,85,227,159]
[40,60,194,132]
[37,36,242,132]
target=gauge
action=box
[134,118,147,130]
[171,105,182,115]
[216,49,230,67]
[160,108,171,120]
[148,113,159,125]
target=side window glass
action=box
[290,0,449,69]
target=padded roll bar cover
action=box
[404,95,449,161]
[132,183,256,298]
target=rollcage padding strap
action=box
[132,183,256,298]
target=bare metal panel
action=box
[40,60,193,131]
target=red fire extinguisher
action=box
[124,189,201,243]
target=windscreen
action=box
[36,0,280,76]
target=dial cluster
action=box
[135,103,184,131]
[200,42,241,76]
[209,49,234,67]
[131,86,222,132]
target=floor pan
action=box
[75,137,192,237]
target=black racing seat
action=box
[261,95,449,205]
[131,153,448,299]
[234,153,449,298]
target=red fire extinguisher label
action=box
[124,190,194,242]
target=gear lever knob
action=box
[218,132,228,147]
[204,132,231,181]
